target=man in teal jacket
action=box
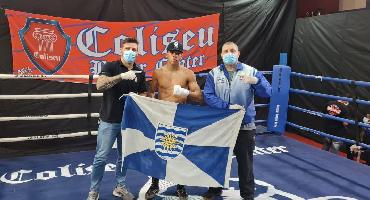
[203,41,272,200]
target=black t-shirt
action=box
[323,100,349,137]
[99,60,147,123]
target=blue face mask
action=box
[122,50,137,63]
[222,53,238,65]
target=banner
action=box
[5,9,219,83]
[120,94,245,187]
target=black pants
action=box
[235,129,255,199]
[211,129,255,199]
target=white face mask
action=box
[363,117,369,124]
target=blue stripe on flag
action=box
[173,104,238,135]
[182,145,229,186]
[121,96,156,139]
[154,145,182,152]
[123,149,167,180]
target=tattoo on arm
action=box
[96,75,122,91]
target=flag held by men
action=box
[121,93,245,187]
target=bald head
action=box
[221,42,240,66]
[222,42,239,51]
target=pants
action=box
[211,129,256,199]
[235,129,256,199]
[322,138,343,154]
[90,121,126,192]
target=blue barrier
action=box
[267,65,291,134]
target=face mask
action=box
[122,50,137,63]
[363,117,369,124]
[222,53,238,65]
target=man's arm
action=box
[137,71,148,96]
[148,70,159,98]
[96,75,122,91]
[203,72,229,109]
[187,71,203,104]
[252,71,272,98]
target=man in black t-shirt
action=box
[322,100,350,154]
[87,38,147,200]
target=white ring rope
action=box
[0,131,98,143]
[0,74,99,79]
[0,93,103,100]
[0,113,99,121]
[0,74,108,142]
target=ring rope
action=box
[289,105,370,129]
[0,113,99,121]
[291,72,370,88]
[0,131,98,143]
[290,88,370,106]
[0,93,103,100]
[255,104,269,108]
[0,74,100,79]
[287,122,370,149]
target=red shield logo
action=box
[19,18,71,75]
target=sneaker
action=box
[202,187,222,200]
[176,185,188,200]
[145,184,159,199]
[87,191,99,200]
[113,185,134,200]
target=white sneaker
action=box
[87,191,99,200]
[113,185,134,200]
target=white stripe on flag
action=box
[165,154,222,187]
[185,111,244,147]
[131,94,177,127]
[121,128,154,156]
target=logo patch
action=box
[19,18,71,75]
[216,76,226,84]
[155,123,188,160]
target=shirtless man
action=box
[145,41,202,199]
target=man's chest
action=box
[158,73,188,88]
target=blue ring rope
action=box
[288,105,370,129]
[291,72,370,88]
[255,104,269,108]
[287,122,370,149]
[290,88,370,106]
[146,71,273,79]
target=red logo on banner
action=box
[19,18,71,75]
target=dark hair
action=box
[122,37,138,45]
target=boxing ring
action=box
[1,62,370,199]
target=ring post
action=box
[279,53,288,65]
[267,65,291,135]
[87,74,93,136]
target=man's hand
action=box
[120,71,136,81]
[173,85,190,97]
[229,104,244,110]
[243,75,258,84]
[350,144,362,153]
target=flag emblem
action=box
[155,123,187,160]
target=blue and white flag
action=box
[121,93,245,187]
